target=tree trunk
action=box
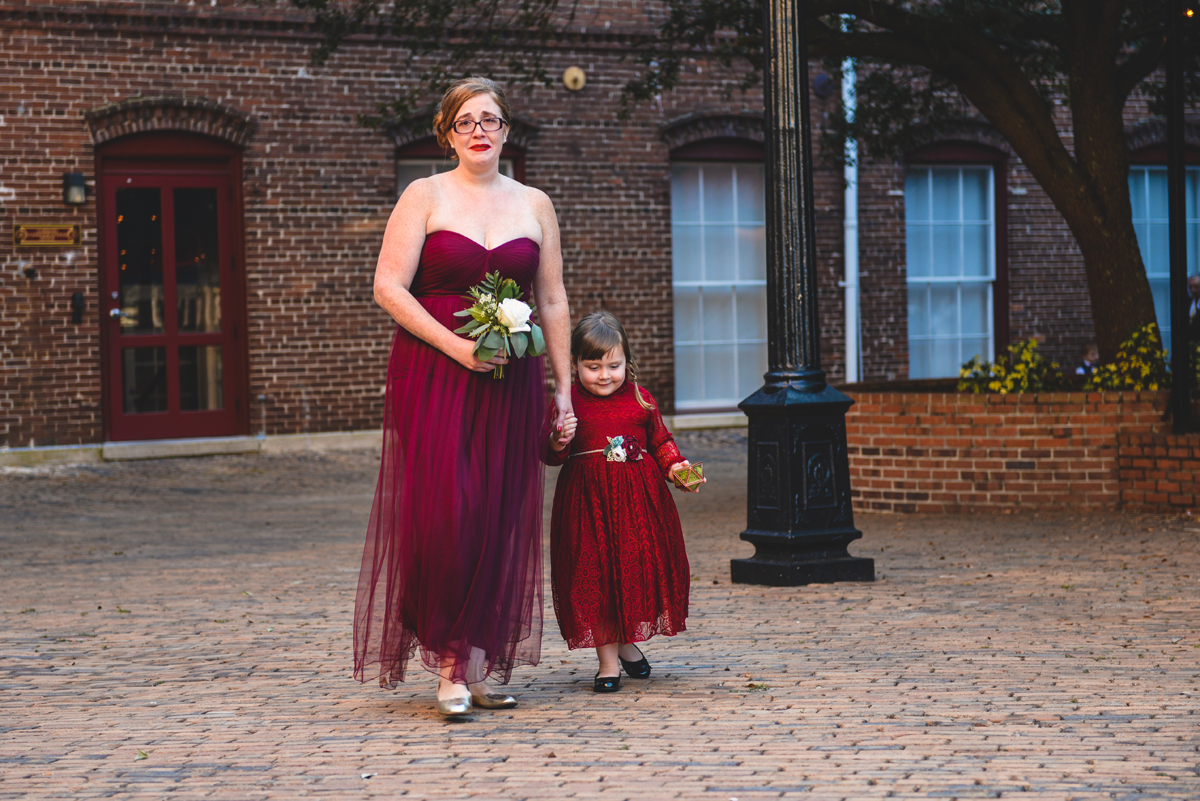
[1058,206,1156,361]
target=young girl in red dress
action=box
[543,310,703,693]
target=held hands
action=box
[669,460,706,493]
[550,411,578,452]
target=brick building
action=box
[0,1,1185,450]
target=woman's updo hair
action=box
[571,310,654,410]
[432,76,512,154]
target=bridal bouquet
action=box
[453,271,546,378]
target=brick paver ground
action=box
[2,431,1198,799]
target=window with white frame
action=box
[397,158,514,196]
[905,165,996,378]
[670,162,767,410]
[1128,165,1200,354]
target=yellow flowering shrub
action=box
[957,338,1068,394]
[1082,323,1170,392]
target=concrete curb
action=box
[0,430,384,466]
[0,419,737,466]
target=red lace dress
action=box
[543,379,690,649]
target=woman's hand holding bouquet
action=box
[453,271,547,378]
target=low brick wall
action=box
[1118,432,1200,510]
[845,391,1171,513]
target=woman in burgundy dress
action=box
[544,311,699,693]
[353,77,573,717]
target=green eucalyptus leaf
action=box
[512,332,528,358]
[528,323,546,356]
[483,330,504,350]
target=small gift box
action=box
[671,461,704,492]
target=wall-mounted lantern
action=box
[62,173,87,206]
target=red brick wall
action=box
[0,1,1170,448]
[846,390,1170,513]
[1118,432,1200,511]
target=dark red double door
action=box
[98,134,248,442]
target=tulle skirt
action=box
[353,308,546,687]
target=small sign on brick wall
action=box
[13,223,82,248]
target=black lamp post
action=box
[1167,0,1198,434]
[731,0,874,585]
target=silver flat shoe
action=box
[470,692,518,710]
[435,695,473,717]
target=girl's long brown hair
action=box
[570,310,653,410]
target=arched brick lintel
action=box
[1126,119,1200,156]
[659,111,764,153]
[84,96,257,147]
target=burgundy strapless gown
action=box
[353,230,546,687]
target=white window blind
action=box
[905,166,995,378]
[1128,166,1200,354]
[670,162,767,410]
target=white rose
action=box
[607,445,626,463]
[496,298,533,334]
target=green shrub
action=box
[957,338,1068,394]
[1083,323,1170,392]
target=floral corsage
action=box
[603,435,643,462]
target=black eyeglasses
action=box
[452,116,508,135]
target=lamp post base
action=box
[731,554,875,587]
[733,378,874,586]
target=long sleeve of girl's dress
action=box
[642,387,684,477]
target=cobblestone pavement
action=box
[2,432,1198,800]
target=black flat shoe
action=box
[593,672,621,693]
[618,646,651,679]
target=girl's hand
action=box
[669,460,705,492]
[550,412,578,451]
[450,337,509,373]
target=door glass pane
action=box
[122,347,168,413]
[174,188,222,333]
[179,345,224,411]
[116,188,164,334]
